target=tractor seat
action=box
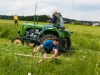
[60,27,66,30]
[57,27,66,31]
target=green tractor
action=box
[12,21,73,52]
[12,2,73,52]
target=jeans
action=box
[39,25,54,35]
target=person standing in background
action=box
[13,14,18,25]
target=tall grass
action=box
[65,24,100,51]
[0,43,99,75]
[0,22,19,39]
[0,20,100,75]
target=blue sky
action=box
[0,0,100,21]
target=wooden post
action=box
[14,53,59,58]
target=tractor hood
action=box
[20,22,45,36]
[22,22,44,29]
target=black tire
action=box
[12,37,24,45]
[63,37,71,50]
[66,37,71,49]
[26,40,36,47]
[40,34,56,44]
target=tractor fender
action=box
[64,30,73,37]
[41,30,62,37]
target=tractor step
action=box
[21,36,39,43]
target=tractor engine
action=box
[26,29,40,40]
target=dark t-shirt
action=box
[42,40,58,50]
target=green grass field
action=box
[0,19,100,75]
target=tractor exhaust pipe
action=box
[34,0,37,25]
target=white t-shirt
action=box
[60,17,64,27]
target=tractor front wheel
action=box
[12,37,24,45]
[26,40,36,47]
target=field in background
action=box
[0,19,100,75]
[0,19,48,25]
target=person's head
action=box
[15,14,18,16]
[58,12,62,17]
[52,10,57,14]
[53,37,60,45]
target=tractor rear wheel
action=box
[66,37,71,50]
[63,37,71,50]
[12,37,24,45]
[40,34,56,44]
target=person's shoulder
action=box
[46,40,53,42]
[47,40,53,41]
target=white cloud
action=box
[65,10,100,21]
[75,0,100,5]
[0,0,100,21]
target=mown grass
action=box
[0,19,100,75]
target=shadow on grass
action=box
[59,47,76,57]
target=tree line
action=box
[0,15,93,25]
[0,15,49,22]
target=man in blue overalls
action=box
[32,37,60,64]
[39,10,60,35]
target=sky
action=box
[0,0,100,21]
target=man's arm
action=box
[51,15,57,23]
[32,45,43,54]
[52,49,58,58]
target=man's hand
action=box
[32,50,37,56]
[47,20,51,23]
[52,55,55,59]
[32,45,43,56]
[47,15,51,18]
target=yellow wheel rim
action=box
[27,42,35,47]
[43,38,53,42]
[13,39,22,45]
